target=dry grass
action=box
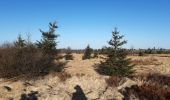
[132,57,162,65]
[105,76,122,87]
[64,53,101,76]
[57,72,72,82]
[1,53,170,99]
[130,55,170,76]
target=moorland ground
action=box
[0,53,170,99]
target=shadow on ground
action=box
[20,91,38,100]
[72,85,87,100]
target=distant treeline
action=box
[59,47,170,55]
[128,47,170,55]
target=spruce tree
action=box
[14,34,26,48]
[96,28,134,77]
[82,44,93,60]
[65,47,74,60]
[36,22,59,57]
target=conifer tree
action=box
[36,22,59,57]
[65,47,74,60]
[82,44,93,60]
[96,28,134,77]
[14,34,26,48]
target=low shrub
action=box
[121,83,170,100]
[135,73,170,86]
[0,22,64,80]
[0,44,54,79]
[105,76,122,87]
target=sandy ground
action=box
[65,53,101,76]
[0,53,170,100]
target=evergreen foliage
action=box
[36,22,63,73]
[65,47,74,60]
[14,34,26,48]
[96,28,134,77]
[82,44,93,60]
[36,22,59,56]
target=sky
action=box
[0,0,170,49]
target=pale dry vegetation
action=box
[0,53,170,99]
[0,44,52,79]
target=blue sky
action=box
[0,0,170,49]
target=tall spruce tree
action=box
[36,22,59,57]
[82,44,93,60]
[97,28,134,77]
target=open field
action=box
[1,0,170,100]
[0,53,170,100]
